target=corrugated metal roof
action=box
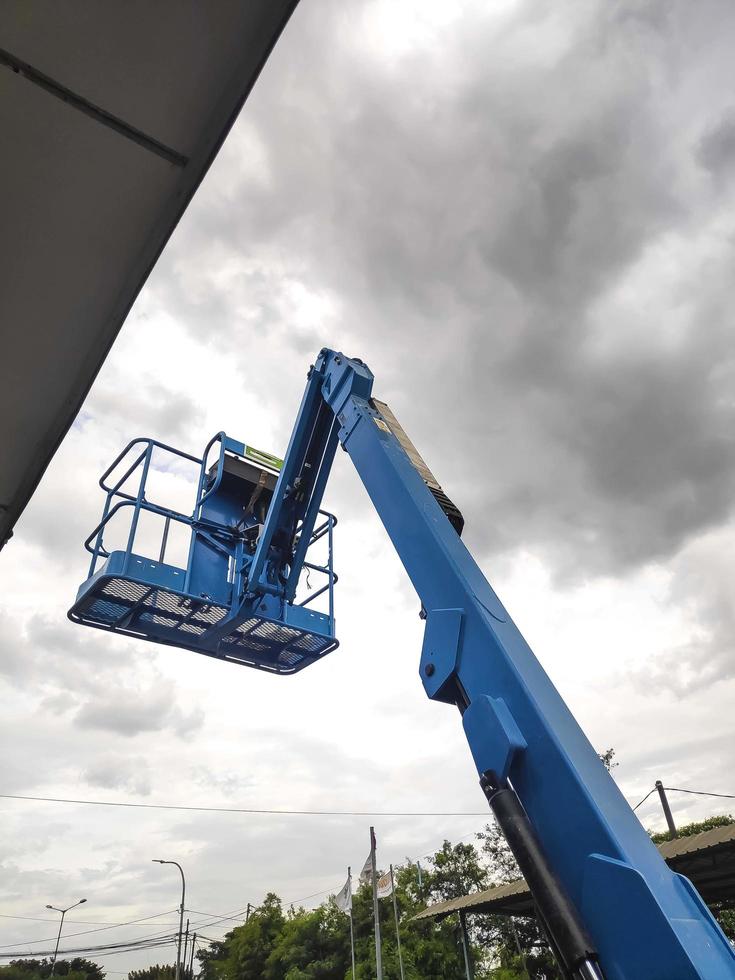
[413,878,531,921]
[657,823,735,860]
[414,823,735,921]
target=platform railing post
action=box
[89,492,113,578]
[123,442,153,575]
[328,514,334,628]
[184,439,219,596]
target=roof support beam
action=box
[0,46,188,166]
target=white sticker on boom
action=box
[373,417,391,434]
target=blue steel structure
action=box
[70,432,337,673]
[71,349,735,979]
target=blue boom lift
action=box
[70,349,735,979]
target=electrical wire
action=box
[4,783,730,958]
[0,912,178,928]
[632,786,657,811]
[184,909,251,924]
[5,786,730,818]
[84,939,177,958]
[664,786,735,801]
[0,935,178,960]
[0,906,256,959]
[632,784,735,812]
[0,793,489,817]
[0,910,179,950]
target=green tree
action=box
[265,903,349,979]
[475,821,559,980]
[598,748,618,773]
[128,966,186,980]
[195,851,479,980]
[649,812,733,845]
[423,841,488,903]
[197,936,229,980]
[0,960,104,980]
[348,863,471,980]
[198,894,285,980]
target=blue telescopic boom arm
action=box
[252,349,735,980]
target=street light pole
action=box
[46,899,87,976]
[153,859,186,980]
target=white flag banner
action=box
[359,852,372,884]
[335,875,352,914]
[376,871,393,899]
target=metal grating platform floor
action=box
[69,575,337,674]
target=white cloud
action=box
[2,0,735,971]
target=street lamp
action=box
[152,860,185,980]
[45,899,87,976]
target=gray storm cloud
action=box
[0,614,203,739]
[2,6,735,970]
[140,0,735,586]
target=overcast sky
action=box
[2,0,735,974]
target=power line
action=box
[0,911,178,929]
[0,910,178,950]
[80,937,184,963]
[632,784,735,812]
[0,935,178,960]
[632,787,657,811]
[5,785,731,820]
[0,793,489,817]
[664,786,735,801]
[0,906,256,957]
[184,908,254,923]
[283,888,333,907]
[5,783,729,957]
[82,942,176,961]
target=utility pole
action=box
[655,781,678,839]
[188,933,197,978]
[182,918,190,976]
[459,910,474,980]
[153,859,186,980]
[46,899,87,976]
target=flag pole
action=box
[348,866,356,979]
[370,826,383,980]
[390,864,405,980]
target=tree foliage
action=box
[128,966,194,980]
[649,813,733,845]
[196,850,478,980]
[475,821,559,979]
[192,745,732,980]
[195,833,561,980]
[0,960,104,980]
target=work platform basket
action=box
[69,433,338,674]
